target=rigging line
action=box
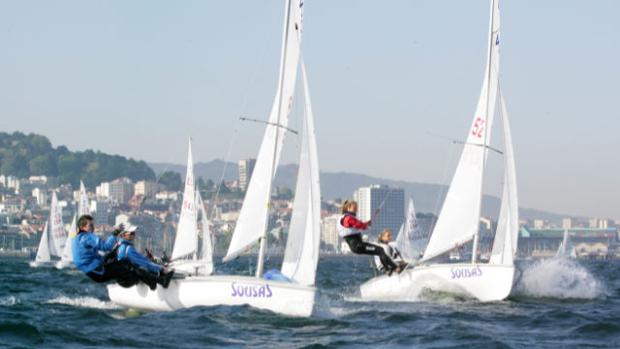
[239,117,299,135]
[425,132,503,155]
[208,119,241,221]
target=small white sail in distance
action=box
[281,59,321,286]
[395,197,422,263]
[556,229,577,258]
[223,0,304,262]
[58,215,77,264]
[421,0,501,263]
[78,181,90,217]
[171,138,199,260]
[48,191,66,257]
[34,222,51,263]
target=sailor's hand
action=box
[367,220,372,226]
[113,223,125,235]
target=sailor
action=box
[338,200,400,274]
[115,224,174,290]
[374,229,408,275]
[73,215,135,284]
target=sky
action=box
[0,1,618,220]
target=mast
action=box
[256,0,293,278]
[472,0,498,264]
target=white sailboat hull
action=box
[29,261,54,268]
[107,275,316,317]
[359,263,515,302]
[54,260,74,270]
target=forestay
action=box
[48,192,66,257]
[224,0,304,261]
[172,139,199,260]
[422,0,501,263]
[490,92,519,265]
[281,61,321,286]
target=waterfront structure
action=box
[238,158,256,192]
[353,185,404,238]
[518,227,618,259]
[320,214,340,252]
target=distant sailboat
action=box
[168,138,214,275]
[394,197,425,263]
[108,0,320,317]
[361,0,520,302]
[556,229,577,258]
[29,222,51,267]
[56,181,89,269]
[31,191,65,267]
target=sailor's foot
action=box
[158,270,174,288]
[398,263,408,273]
[146,278,157,291]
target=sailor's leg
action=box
[344,234,398,270]
[131,267,159,290]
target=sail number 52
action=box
[471,117,485,138]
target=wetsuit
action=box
[338,212,398,271]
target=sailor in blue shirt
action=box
[116,224,174,290]
[72,215,123,277]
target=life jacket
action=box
[337,213,359,238]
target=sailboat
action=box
[29,222,51,267]
[556,229,577,258]
[394,198,425,263]
[30,192,65,267]
[168,138,213,275]
[360,0,520,302]
[108,0,321,317]
[56,181,89,269]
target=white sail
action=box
[171,139,199,260]
[48,192,66,257]
[34,222,51,263]
[59,215,77,264]
[281,61,321,286]
[78,181,90,217]
[422,0,500,263]
[556,229,577,258]
[490,91,519,265]
[224,0,304,261]
[197,190,214,275]
[395,197,422,262]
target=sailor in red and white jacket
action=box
[338,200,399,273]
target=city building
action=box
[134,180,159,199]
[353,184,404,238]
[562,217,573,229]
[238,158,256,192]
[518,226,618,259]
[90,200,111,226]
[31,188,49,206]
[96,178,134,203]
[320,214,340,252]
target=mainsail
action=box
[34,222,51,263]
[422,0,500,263]
[490,91,519,265]
[171,139,199,260]
[48,192,65,257]
[281,60,321,286]
[224,0,304,262]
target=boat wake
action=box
[45,296,120,310]
[0,296,19,306]
[513,258,607,300]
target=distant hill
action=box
[0,131,155,188]
[150,160,571,223]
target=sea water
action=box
[0,255,618,348]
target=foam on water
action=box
[0,296,19,306]
[45,296,120,310]
[514,257,607,300]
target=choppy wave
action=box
[0,296,19,306]
[45,296,120,310]
[514,257,608,300]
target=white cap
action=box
[123,224,138,233]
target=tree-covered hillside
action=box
[0,132,155,187]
